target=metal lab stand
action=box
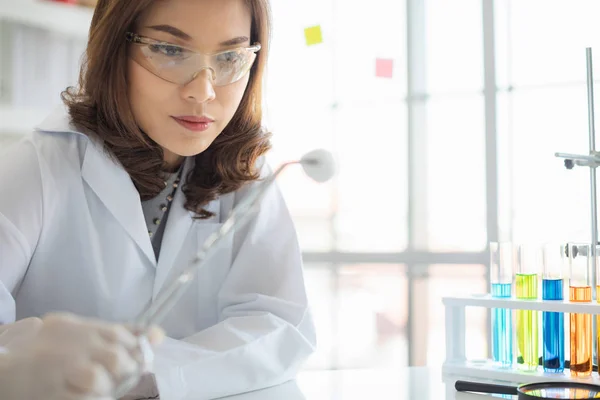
[556,48,599,297]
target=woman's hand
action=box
[0,317,44,351]
[0,313,164,400]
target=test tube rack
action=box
[441,295,600,384]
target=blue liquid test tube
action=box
[541,243,565,373]
[490,242,513,367]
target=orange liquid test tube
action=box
[567,243,593,377]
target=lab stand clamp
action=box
[442,48,600,387]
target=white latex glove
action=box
[0,313,164,400]
[0,317,43,351]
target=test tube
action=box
[541,243,565,373]
[595,245,600,375]
[515,244,540,372]
[568,243,593,377]
[490,242,513,367]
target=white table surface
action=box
[219,367,500,400]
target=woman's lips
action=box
[172,116,214,132]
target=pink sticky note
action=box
[376,58,394,78]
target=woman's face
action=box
[128,0,253,168]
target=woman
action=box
[0,0,316,398]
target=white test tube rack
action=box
[441,295,600,385]
[443,48,600,387]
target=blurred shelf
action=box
[0,106,49,136]
[0,0,92,38]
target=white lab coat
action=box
[0,107,316,399]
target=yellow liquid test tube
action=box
[516,273,538,370]
[515,245,539,372]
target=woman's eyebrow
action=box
[145,26,249,47]
[147,24,193,41]
[219,36,250,46]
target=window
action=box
[268,0,600,369]
[333,102,408,253]
[426,96,486,252]
[426,0,483,94]
[495,0,600,242]
[267,0,488,369]
[303,264,408,370]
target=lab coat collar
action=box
[35,104,87,137]
[35,106,157,267]
[80,142,158,268]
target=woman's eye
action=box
[149,44,185,57]
[217,52,241,64]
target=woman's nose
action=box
[180,68,216,104]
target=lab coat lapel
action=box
[81,142,157,267]
[152,157,230,298]
[153,158,201,297]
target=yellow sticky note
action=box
[304,25,323,46]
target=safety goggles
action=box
[125,32,261,87]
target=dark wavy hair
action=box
[62,0,272,219]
